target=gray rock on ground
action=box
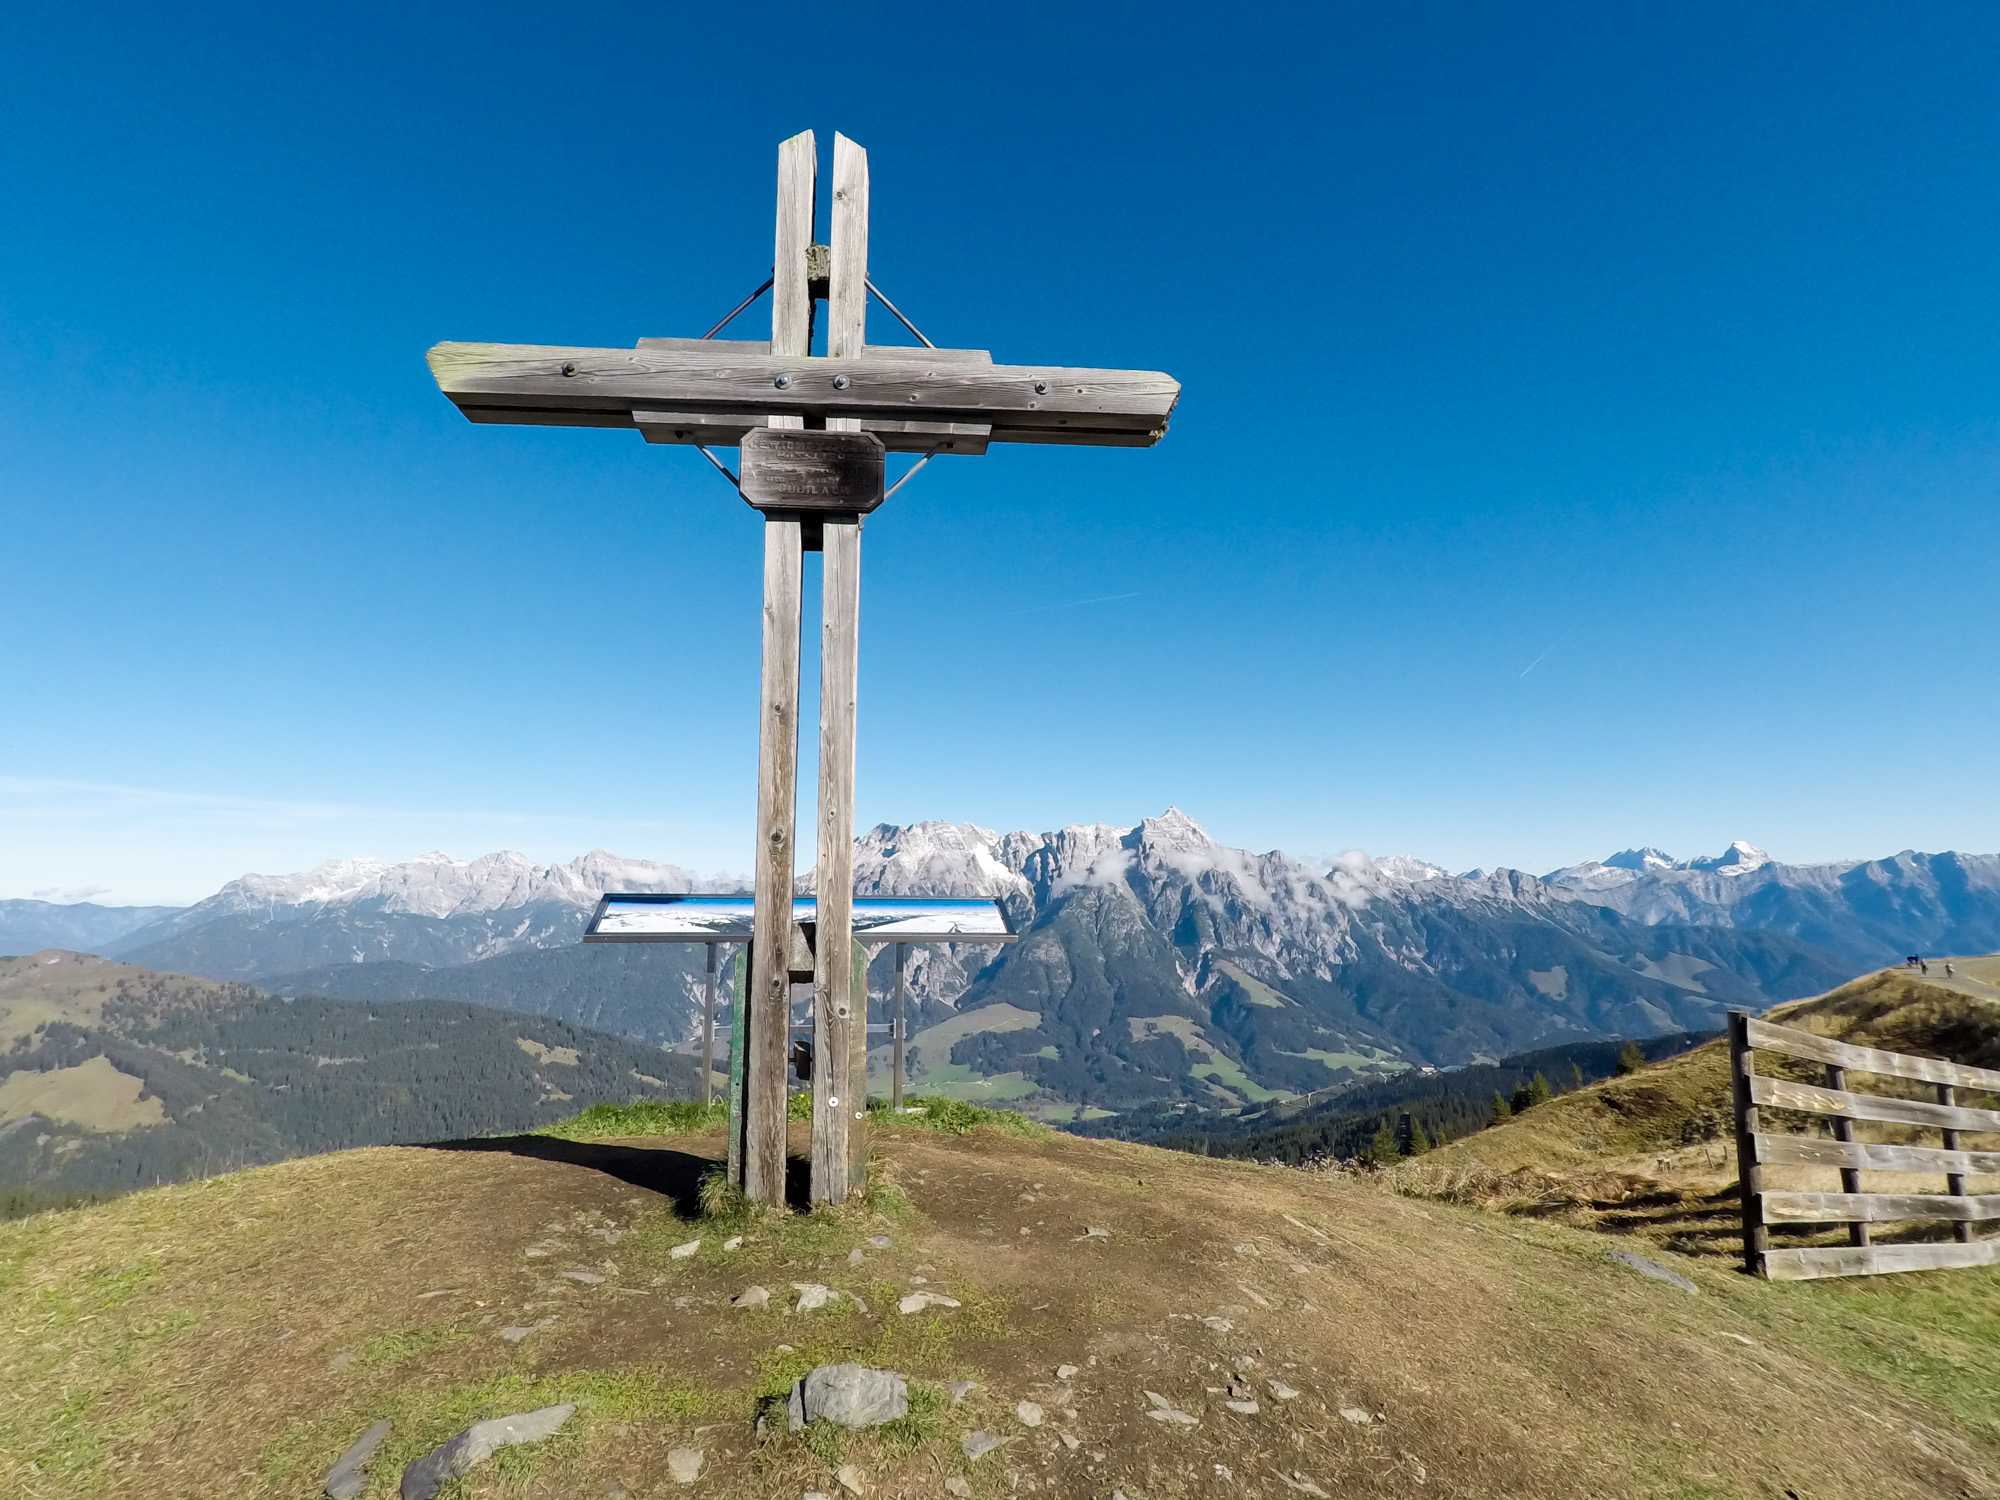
[665,1447,704,1484]
[962,1430,1011,1460]
[1607,1248,1699,1294]
[786,1364,910,1430]
[400,1404,576,1500]
[323,1419,391,1500]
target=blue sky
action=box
[3,4,1998,904]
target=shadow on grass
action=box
[422,1135,813,1215]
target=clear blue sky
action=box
[4,4,1998,905]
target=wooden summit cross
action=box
[427,130,1179,1209]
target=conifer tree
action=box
[1568,1063,1585,1092]
[1614,1041,1645,1076]
[1407,1116,1432,1154]
[1526,1071,1552,1108]
[1491,1090,1512,1125]
[1368,1117,1400,1166]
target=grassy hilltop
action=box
[1,969,1997,1498]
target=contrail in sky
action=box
[1518,638,1564,678]
[1004,591,1144,617]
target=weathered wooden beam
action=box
[628,409,993,454]
[1750,1073,2000,1134]
[1753,1131,2000,1177]
[1825,1063,1868,1247]
[744,517,801,1208]
[1762,1190,2000,1224]
[827,132,868,365]
[812,518,862,1205]
[1746,1016,2000,1095]
[1762,1238,2000,1281]
[426,342,1177,444]
[772,130,816,365]
[1727,1012,1767,1276]
[1941,1082,1974,1243]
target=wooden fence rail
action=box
[1729,1010,2000,1281]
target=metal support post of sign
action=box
[726,940,751,1188]
[893,941,908,1113]
[701,941,718,1107]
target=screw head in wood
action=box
[1033,380,1048,394]
[561,362,577,377]
[832,374,850,390]
[774,374,792,390]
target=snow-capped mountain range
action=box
[11,816,1997,1112]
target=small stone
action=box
[847,1247,865,1265]
[733,1285,770,1309]
[328,1351,355,1371]
[867,1235,892,1249]
[1200,1316,1234,1333]
[498,1320,550,1342]
[669,1239,702,1259]
[1268,1379,1301,1400]
[561,1270,605,1285]
[1225,1400,1260,1415]
[792,1283,836,1312]
[834,1463,864,1495]
[1606,1249,1699,1295]
[1339,1406,1373,1425]
[803,1492,831,1500]
[944,1380,977,1403]
[962,1431,1011,1460]
[722,1235,744,1251]
[1076,1226,1110,1240]
[665,1447,704,1484]
[399,1404,575,1500]
[1143,1391,1198,1425]
[1055,1364,1078,1380]
[1278,1476,1330,1498]
[897,1290,960,1314]
[322,1418,391,1499]
[945,1480,971,1497]
[1015,1400,1043,1427]
[1060,1432,1080,1450]
[524,1246,549,1257]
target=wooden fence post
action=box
[1939,1082,1972,1244]
[1727,1010,1768,1276]
[1825,1063,1870,1248]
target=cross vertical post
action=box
[812,132,869,1204]
[743,129,816,1206]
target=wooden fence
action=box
[1729,1010,2000,1280]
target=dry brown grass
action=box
[0,1105,1997,1498]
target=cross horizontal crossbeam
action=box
[425,339,1179,451]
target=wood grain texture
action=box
[739,429,885,512]
[1746,1016,2000,1094]
[746,519,802,1208]
[1825,1063,1869,1246]
[1753,1131,2000,1176]
[827,133,868,367]
[1762,1238,2000,1281]
[1762,1190,2000,1224]
[1750,1072,2000,1134]
[426,342,1177,444]
[632,410,989,454]
[772,131,816,361]
[1728,1012,1767,1273]
[1941,1082,1974,1242]
[811,518,861,1204]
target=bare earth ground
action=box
[3,1109,1999,1500]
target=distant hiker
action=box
[1946,962,1955,978]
